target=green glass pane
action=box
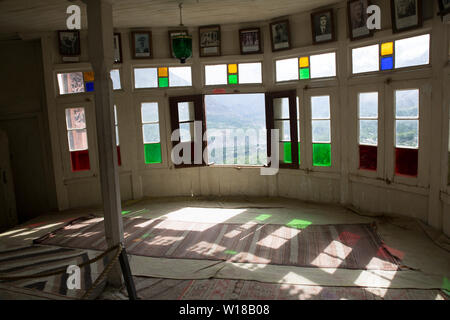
[144,143,162,164]
[313,143,331,167]
[300,68,310,80]
[298,142,301,164]
[283,142,292,164]
[158,77,169,88]
[228,74,238,84]
[448,152,450,185]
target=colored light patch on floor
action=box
[338,231,361,247]
[442,277,450,295]
[286,219,311,229]
[254,214,271,221]
[121,210,131,215]
[224,250,238,255]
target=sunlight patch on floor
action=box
[162,207,246,223]
[257,226,299,250]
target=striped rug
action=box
[35,217,401,270]
[0,245,108,299]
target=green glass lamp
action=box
[172,3,192,64]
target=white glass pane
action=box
[396,120,418,148]
[169,67,192,87]
[396,89,419,118]
[359,120,378,145]
[275,120,291,141]
[57,72,85,95]
[179,122,193,142]
[312,120,331,143]
[297,97,300,141]
[65,108,86,129]
[238,63,262,84]
[352,45,379,74]
[273,98,290,119]
[110,69,121,90]
[134,68,158,88]
[205,64,227,85]
[143,123,160,143]
[395,34,430,69]
[310,52,336,78]
[141,103,159,123]
[113,105,118,125]
[275,58,298,82]
[115,126,120,146]
[68,129,88,151]
[178,102,195,122]
[359,92,378,118]
[311,96,330,119]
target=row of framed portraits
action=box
[58,0,440,60]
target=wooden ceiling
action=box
[0,0,339,35]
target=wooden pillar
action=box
[84,0,124,286]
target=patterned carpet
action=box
[0,245,108,299]
[35,216,400,270]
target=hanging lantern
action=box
[172,3,192,64]
[172,34,192,64]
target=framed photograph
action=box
[438,0,450,16]
[58,30,80,56]
[131,31,152,59]
[390,0,423,33]
[239,28,262,54]
[311,9,336,44]
[199,25,221,57]
[270,20,291,52]
[169,30,188,58]
[113,33,123,63]
[348,0,373,41]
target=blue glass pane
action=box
[85,81,94,92]
[381,57,393,70]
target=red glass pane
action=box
[70,150,90,172]
[117,146,122,166]
[359,145,377,171]
[395,148,418,177]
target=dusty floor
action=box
[1,196,449,300]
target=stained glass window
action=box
[135,67,192,88]
[65,107,90,172]
[141,103,162,164]
[276,52,336,82]
[57,72,85,95]
[395,89,419,176]
[114,105,121,166]
[205,63,262,85]
[110,69,121,90]
[311,96,331,167]
[358,92,378,171]
[274,97,292,164]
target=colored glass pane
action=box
[395,147,418,176]
[85,81,94,92]
[359,145,377,171]
[117,145,122,166]
[381,57,394,70]
[158,67,168,77]
[312,143,331,167]
[158,77,169,87]
[300,68,310,79]
[70,150,90,172]
[283,142,292,164]
[381,42,393,56]
[228,64,238,74]
[144,143,162,164]
[228,74,238,84]
[83,71,94,82]
[299,57,309,68]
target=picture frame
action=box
[131,31,153,59]
[390,0,423,34]
[311,9,336,44]
[269,20,291,52]
[169,30,189,58]
[199,25,221,57]
[347,0,374,41]
[113,33,123,63]
[239,28,262,55]
[438,0,450,16]
[58,30,81,56]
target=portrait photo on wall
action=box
[390,0,423,33]
[113,33,122,63]
[169,30,188,58]
[270,20,291,52]
[58,30,80,56]
[239,28,262,54]
[347,0,373,41]
[311,9,336,44]
[438,0,450,15]
[131,31,152,59]
[199,25,221,57]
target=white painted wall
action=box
[33,0,450,236]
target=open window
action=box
[169,95,207,168]
[265,90,299,169]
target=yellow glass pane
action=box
[83,71,94,82]
[381,42,394,56]
[228,64,238,74]
[299,57,309,68]
[158,67,168,77]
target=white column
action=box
[84,0,124,286]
